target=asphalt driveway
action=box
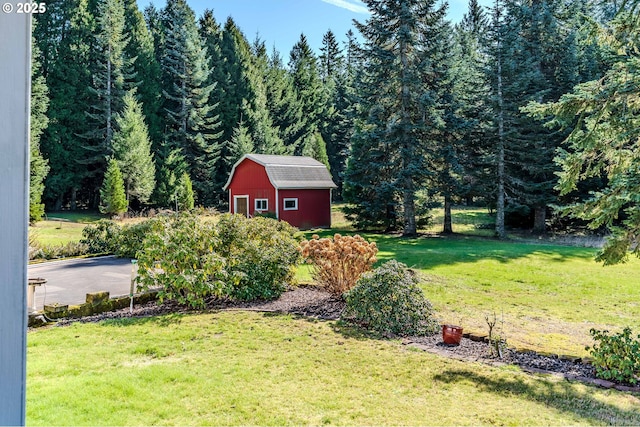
[28,256,136,311]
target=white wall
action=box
[0,6,30,425]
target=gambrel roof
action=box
[223,154,337,190]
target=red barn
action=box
[223,154,337,229]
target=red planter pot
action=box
[442,324,463,345]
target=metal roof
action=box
[223,154,337,190]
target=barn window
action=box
[283,198,298,211]
[255,199,268,211]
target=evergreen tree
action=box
[302,132,330,169]
[266,48,305,152]
[83,0,130,188]
[319,30,343,83]
[227,119,254,165]
[526,3,640,263]
[38,0,95,210]
[112,92,156,204]
[159,0,223,206]
[124,0,162,146]
[454,0,493,210]
[30,34,51,222]
[100,158,128,215]
[177,172,195,210]
[345,0,448,236]
[484,0,508,238]
[154,148,187,208]
[289,34,327,154]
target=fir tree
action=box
[177,172,195,211]
[319,30,343,83]
[38,0,95,210]
[30,34,51,222]
[159,0,222,206]
[266,48,305,153]
[346,0,449,236]
[124,0,162,146]
[100,158,128,215]
[154,148,187,208]
[83,0,130,185]
[112,92,156,204]
[526,4,640,263]
[289,34,326,154]
[302,132,330,169]
[227,119,254,165]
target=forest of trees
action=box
[30,0,639,244]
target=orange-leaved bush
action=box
[300,233,377,295]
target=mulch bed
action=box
[50,285,639,392]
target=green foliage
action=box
[587,327,640,385]
[112,92,156,203]
[525,6,640,262]
[135,213,300,307]
[136,213,234,308]
[159,0,222,206]
[177,172,195,211]
[30,33,50,223]
[343,260,440,337]
[28,241,89,260]
[216,214,302,300]
[99,159,128,216]
[117,220,158,258]
[80,219,122,254]
[347,0,449,236]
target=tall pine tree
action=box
[159,0,222,206]
[345,0,448,236]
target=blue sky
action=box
[141,0,493,56]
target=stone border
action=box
[28,290,160,327]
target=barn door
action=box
[234,196,249,217]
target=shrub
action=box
[343,260,439,337]
[81,220,122,254]
[117,219,160,258]
[587,327,640,385]
[29,241,89,260]
[136,213,235,309]
[300,233,377,295]
[217,214,302,300]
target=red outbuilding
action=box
[223,154,337,229]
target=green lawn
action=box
[27,311,640,426]
[29,220,88,246]
[31,207,640,356]
[29,211,103,246]
[302,208,640,356]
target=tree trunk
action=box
[533,206,546,234]
[443,194,453,234]
[70,187,77,210]
[403,185,417,236]
[54,194,63,211]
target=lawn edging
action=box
[29,289,160,327]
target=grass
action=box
[32,205,640,356]
[27,311,640,426]
[29,211,103,246]
[302,206,640,356]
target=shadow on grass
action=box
[301,228,598,270]
[99,313,184,327]
[433,368,640,425]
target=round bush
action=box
[342,260,439,336]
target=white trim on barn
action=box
[233,195,250,218]
[254,198,268,212]
[283,198,299,211]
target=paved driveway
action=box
[28,256,136,311]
